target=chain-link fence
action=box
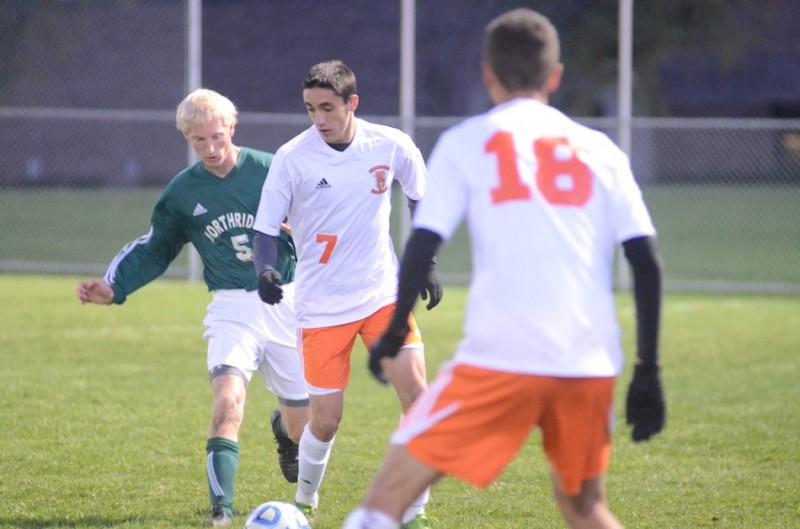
[2,1,798,293]
[420,116,800,293]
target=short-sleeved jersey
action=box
[105,147,296,303]
[253,118,427,327]
[415,98,656,377]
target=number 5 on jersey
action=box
[316,233,338,264]
[486,133,592,206]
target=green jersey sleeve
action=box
[104,195,187,304]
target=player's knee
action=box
[392,372,427,411]
[563,479,605,519]
[212,393,245,427]
[311,415,340,441]
[283,409,310,442]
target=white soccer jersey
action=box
[415,98,656,377]
[254,118,427,327]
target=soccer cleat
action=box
[270,409,299,483]
[294,501,317,519]
[203,506,233,527]
[401,513,436,529]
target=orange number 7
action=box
[316,234,338,264]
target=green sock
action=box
[276,416,289,438]
[206,437,239,518]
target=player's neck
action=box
[326,141,351,152]
[323,119,356,151]
[204,146,241,178]
[494,89,548,106]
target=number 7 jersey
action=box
[254,118,427,327]
[414,98,656,378]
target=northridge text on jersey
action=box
[202,211,256,244]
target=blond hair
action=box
[175,89,238,134]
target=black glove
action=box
[368,325,409,385]
[420,268,443,310]
[625,364,665,442]
[257,268,283,304]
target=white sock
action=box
[397,412,431,524]
[341,507,398,529]
[295,423,334,507]
[402,486,430,523]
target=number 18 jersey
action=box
[414,98,656,378]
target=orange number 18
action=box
[486,132,592,206]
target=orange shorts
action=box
[393,363,614,495]
[299,303,421,392]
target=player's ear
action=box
[482,62,504,104]
[347,94,359,113]
[481,62,496,90]
[545,63,564,94]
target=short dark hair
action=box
[483,8,560,92]
[302,60,358,103]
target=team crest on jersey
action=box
[369,165,390,194]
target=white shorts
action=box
[203,283,308,403]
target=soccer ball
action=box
[243,501,311,529]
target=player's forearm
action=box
[392,228,443,330]
[253,230,279,275]
[623,236,663,366]
[103,243,173,304]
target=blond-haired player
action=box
[76,89,309,527]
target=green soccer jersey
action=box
[105,147,296,304]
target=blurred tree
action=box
[0,0,782,117]
[416,0,775,116]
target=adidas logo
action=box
[193,203,208,216]
[316,178,331,189]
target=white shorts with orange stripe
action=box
[391,362,615,495]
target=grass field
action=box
[2,184,800,286]
[0,274,798,528]
[0,189,190,277]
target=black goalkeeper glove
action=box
[625,364,666,442]
[420,268,443,310]
[257,268,283,304]
[368,324,410,385]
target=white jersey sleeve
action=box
[254,146,292,237]
[391,132,427,202]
